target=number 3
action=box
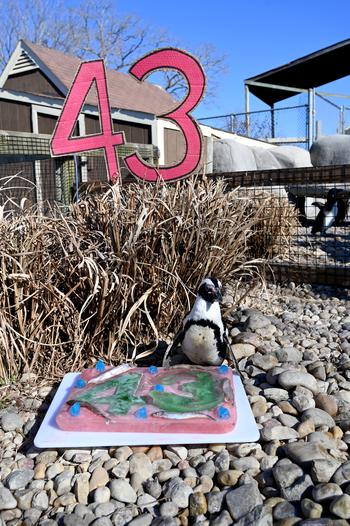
[125,48,205,182]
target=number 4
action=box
[50,60,125,183]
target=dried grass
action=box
[0,177,297,380]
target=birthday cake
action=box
[56,363,236,434]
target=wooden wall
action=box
[0,99,32,132]
[4,70,64,98]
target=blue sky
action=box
[119,0,350,133]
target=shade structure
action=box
[245,38,350,106]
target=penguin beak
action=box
[206,284,222,302]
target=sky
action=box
[118,0,350,135]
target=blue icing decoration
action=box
[135,407,147,419]
[69,402,81,417]
[95,359,106,372]
[218,364,229,374]
[75,378,86,388]
[148,365,158,374]
[218,406,230,420]
[153,384,164,391]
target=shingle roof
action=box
[22,40,176,115]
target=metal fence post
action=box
[308,88,315,149]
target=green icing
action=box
[71,373,144,415]
[149,371,224,412]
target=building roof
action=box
[245,38,350,106]
[2,40,176,115]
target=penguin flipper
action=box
[162,329,185,366]
[223,332,243,381]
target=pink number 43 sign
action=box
[50,48,206,183]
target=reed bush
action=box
[0,177,297,380]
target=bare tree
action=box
[0,0,227,104]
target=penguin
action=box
[163,277,242,378]
[311,188,339,235]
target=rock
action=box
[217,470,242,486]
[164,478,193,508]
[146,446,163,461]
[160,501,179,517]
[213,139,257,173]
[89,467,109,491]
[158,468,180,482]
[32,490,48,510]
[292,395,315,413]
[311,459,342,483]
[75,473,90,505]
[214,450,230,472]
[94,487,111,504]
[189,492,207,516]
[109,480,137,503]
[111,507,134,526]
[301,498,322,519]
[307,431,339,450]
[210,510,233,526]
[197,460,215,478]
[275,348,303,363]
[6,469,34,490]
[225,483,263,521]
[111,461,129,479]
[207,490,227,514]
[0,487,17,510]
[315,393,338,416]
[261,420,299,441]
[231,457,260,474]
[234,504,273,526]
[143,478,162,499]
[1,412,24,431]
[46,462,65,479]
[54,471,73,496]
[251,354,279,371]
[332,461,350,485]
[273,501,297,520]
[252,399,268,417]
[94,502,116,518]
[232,332,262,347]
[297,419,315,438]
[330,494,350,519]
[129,453,153,481]
[34,463,46,480]
[273,460,303,489]
[166,446,188,460]
[14,488,34,510]
[310,135,350,166]
[312,483,343,502]
[281,474,313,501]
[284,443,329,466]
[231,343,255,360]
[264,388,290,402]
[302,408,335,429]
[278,371,319,395]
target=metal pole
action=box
[74,155,80,203]
[270,104,275,139]
[308,88,315,149]
[245,84,250,136]
[339,106,345,134]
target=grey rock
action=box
[163,477,193,508]
[109,480,136,503]
[332,461,350,485]
[273,460,303,489]
[225,483,263,521]
[210,510,232,526]
[62,515,87,526]
[330,494,350,519]
[231,457,260,473]
[143,478,162,499]
[281,474,313,501]
[292,395,315,412]
[261,420,299,441]
[311,459,342,483]
[6,469,34,490]
[14,488,34,510]
[159,501,179,517]
[235,504,272,526]
[312,483,343,502]
[1,412,24,432]
[94,502,117,518]
[197,460,215,478]
[111,461,129,479]
[32,490,48,510]
[136,493,157,511]
[91,518,113,526]
[111,507,134,526]
[310,135,350,166]
[284,442,330,466]
[214,450,230,472]
[0,487,17,510]
[213,139,257,173]
[273,500,297,520]
[307,431,339,450]
[129,453,152,481]
[94,487,111,504]
[207,490,228,513]
[302,408,335,429]
[54,470,73,496]
[278,371,319,395]
[23,508,43,525]
[275,348,303,363]
[263,388,290,402]
[157,469,180,483]
[127,513,153,526]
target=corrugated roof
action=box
[22,40,176,115]
[245,38,350,106]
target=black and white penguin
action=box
[163,277,241,377]
[311,188,339,235]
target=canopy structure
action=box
[245,38,350,107]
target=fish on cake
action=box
[163,277,242,378]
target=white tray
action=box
[34,372,259,447]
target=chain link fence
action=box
[199,104,309,147]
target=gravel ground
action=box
[1,283,350,526]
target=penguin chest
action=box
[182,324,222,365]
